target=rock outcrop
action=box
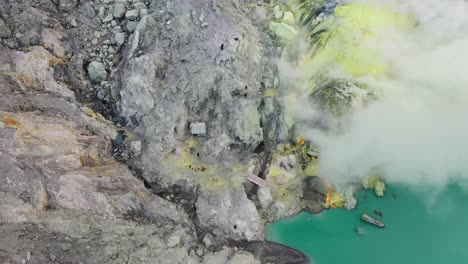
[0,0,269,262]
[196,185,263,241]
[0,0,328,262]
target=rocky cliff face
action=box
[0,0,319,263]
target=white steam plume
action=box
[294,0,468,186]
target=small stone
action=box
[112,26,123,33]
[0,18,12,38]
[125,9,139,20]
[196,247,204,257]
[202,233,214,248]
[273,5,280,14]
[50,254,56,261]
[102,14,114,23]
[108,46,116,54]
[190,122,206,136]
[130,141,141,155]
[81,3,96,18]
[103,39,111,44]
[94,31,101,38]
[4,38,16,49]
[273,5,283,19]
[98,6,106,18]
[140,8,147,16]
[126,21,138,32]
[70,18,78,27]
[60,243,72,251]
[166,235,180,248]
[273,77,279,87]
[87,61,107,82]
[282,11,295,25]
[201,22,208,27]
[26,252,31,260]
[59,0,77,11]
[199,13,204,22]
[113,3,126,18]
[91,38,99,45]
[113,32,126,47]
[134,2,146,10]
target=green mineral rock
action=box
[273,5,283,19]
[282,11,295,25]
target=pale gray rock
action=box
[130,140,142,155]
[87,61,107,82]
[133,2,146,10]
[126,21,138,32]
[258,187,273,209]
[102,14,114,23]
[114,32,126,47]
[202,233,214,248]
[80,3,96,19]
[113,3,126,18]
[125,9,139,20]
[166,235,181,248]
[59,0,77,11]
[203,248,232,264]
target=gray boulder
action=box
[196,185,263,241]
[113,32,126,47]
[126,21,138,32]
[87,61,107,82]
[59,0,77,11]
[125,9,139,20]
[113,3,126,18]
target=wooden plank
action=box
[246,173,268,188]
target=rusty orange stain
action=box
[297,136,305,145]
[3,117,22,128]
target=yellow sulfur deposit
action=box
[303,3,415,78]
[363,175,386,197]
[324,187,345,208]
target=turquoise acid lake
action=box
[267,184,468,264]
